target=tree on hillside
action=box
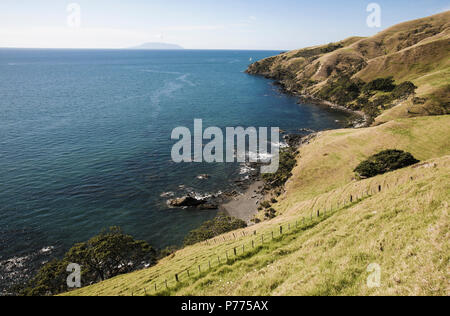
[354,150,420,179]
[21,227,157,296]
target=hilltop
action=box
[247,11,450,125]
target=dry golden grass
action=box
[61,116,450,296]
[276,115,450,214]
[247,11,450,121]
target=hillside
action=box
[62,115,450,296]
[246,11,450,124]
[58,13,450,297]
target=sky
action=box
[0,0,448,50]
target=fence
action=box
[128,169,425,296]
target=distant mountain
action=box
[128,42,184,50]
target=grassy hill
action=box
[247,11,450,124]
[57,13,450,297]
[62,115,450,296]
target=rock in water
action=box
[168,196,206,207]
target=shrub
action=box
[318,76,364,105]
[392,81,417,99]
[363,77,396,93]
[260,201,272,209]
[354,150,420,178]
[265,208,277,219]
[184,216,247,246]
[21,227,156,296]
[262,148,297,189]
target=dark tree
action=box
[354,150,420,179]
[21,227,156,296]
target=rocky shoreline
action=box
[163,130,319,224]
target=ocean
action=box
[0,49,350,292]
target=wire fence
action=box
[128,171,424,296]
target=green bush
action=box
[21,227,156,296]
[262,148,298,189]
[260,201,272,209]
[363,77,396,93]
[265,208,277,219]
[354,150,420,179]
[392,81,417,99]
[318,76,364,105]
[184,216,247,246]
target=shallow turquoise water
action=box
[0,49,350,289]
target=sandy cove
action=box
[220,180,265,224]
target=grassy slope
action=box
[246,11,450,123]
[62,116,450,296]
[277,115,450,214]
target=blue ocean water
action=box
[0,49,350,290]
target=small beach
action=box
[220,180,265,223]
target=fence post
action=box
[155,283,157,292]
[252,240,255,248]
[242,244,245,253]
[198,265,201,274]
[226,251,229,260]
[165,280,168,289]
[317,210,320,217]
[175,274,179,282]
[234,247,237,256]
[280,226,283,235]
[187,269,190,277]
[261,235,264,243]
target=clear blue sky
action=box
[0,0,448,49]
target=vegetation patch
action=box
[262,148,298,189]
[354,149,420,179]
[183,216,247,246]
[21,227,157,296]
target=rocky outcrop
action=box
[167,195,218,210]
